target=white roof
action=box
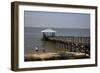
[41,29,56,33]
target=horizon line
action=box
[24,26,90,29]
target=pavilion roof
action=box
[41,28,56,33]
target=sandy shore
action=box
[24,52,90,61]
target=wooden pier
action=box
[44,36,90,55]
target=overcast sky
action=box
[24,11,90,29]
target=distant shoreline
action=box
[24,26,90,30]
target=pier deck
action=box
[47,36,90,44]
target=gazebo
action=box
[41,28,56,40]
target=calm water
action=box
[24,27,90,54]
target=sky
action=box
[24,11,90,29]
